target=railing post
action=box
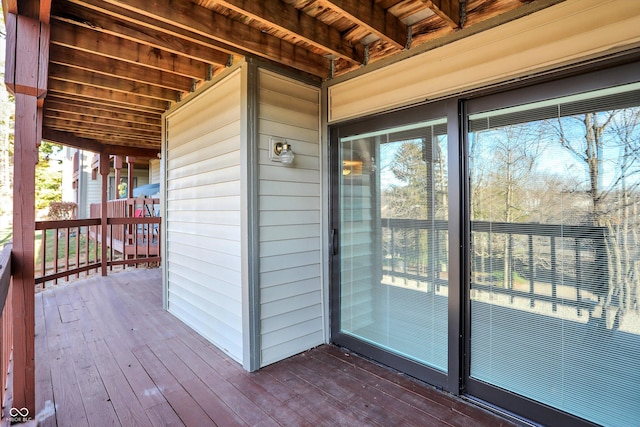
[5,10,50,416]
[113,155,122,200]
[528,234,535,308]
[100,154,110,276]
[551,236,557,312]
[575,239,582,316]
[126,156,136,199]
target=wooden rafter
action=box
[215,0,362,64]
[44,100,161,127]
[49,44,194,93]
[48,80,168,111]
[71,0,331,77]
[43,111,161,135]
[48,65,181,102]
[42,128,160,156]
[320,0,408,50]
[423,0,461,28]
[52,0,232,67]
[45,96,160,120]
[50,20,211,81]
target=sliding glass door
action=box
[331,105,451,385]
[330,61,640,427]
[466,79,640,426]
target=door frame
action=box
[329,99,460,391]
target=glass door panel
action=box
[338,119,449,371]
[467,82,640,427]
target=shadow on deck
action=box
[35,268,515,427]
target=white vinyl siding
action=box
[164,70,244,363]
[149,159,160,183]
[257,69,323,366]
[84,171,100,218]
[328,0,640,122]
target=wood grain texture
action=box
[34,268,516,426]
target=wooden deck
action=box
[35,268,516,427]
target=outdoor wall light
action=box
[270,137,295,165]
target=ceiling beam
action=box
[320,0,408,50]
[89,0,330,77]
[49,44,194,92]
[215,0,361,64]
[44,121,160,143]
[48,80,169,112]
[43,110,161,134]
[53,0,233,67]
[43,127,160,156]
[45,95,161,120]
[423,0,460,28]
[48,64,181,102]
[44,100,161,127]
[50,19,211,81]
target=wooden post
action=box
[5,12,50,416]
[126,156,136,199]
[100,154,109,276]
[113,155,122,199]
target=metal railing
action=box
[382,218,449,291]
[381,218,607,314]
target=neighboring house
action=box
[61,148,155,218]
[5,1,640,426]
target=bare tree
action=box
[470,124,543,287]
[554,108,640,327]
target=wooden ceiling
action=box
[9,0,558,156]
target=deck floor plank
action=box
[35,268,517,427]
[132,345,217,427]
[287,352,437,427]
[34,293,56,427]
[145,402,186,427]
[309,347,482,427]
[87,339,155,427]
[168,337,293,427]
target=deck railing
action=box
[382,218,449,291]
[90,198,159,253]
[35,219,102,287]
[35,216,161,288]
[382,218,607,315]
[0,243,13,423]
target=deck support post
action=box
[5,10,50,416]
[100,154,110,276]
[113,155,122,199]
[126,156,136,199]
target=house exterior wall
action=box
[149,159,160,184]
[256,69,324,367]
[164,69,245,364]
[327,0,640,123]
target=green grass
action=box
[0,228,11,246]
[0,215,11,246]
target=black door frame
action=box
[329,99,459,391]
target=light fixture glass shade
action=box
[279,143,295,165]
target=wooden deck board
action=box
[35,268,517,427]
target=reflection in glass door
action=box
[336,119,449,374]
[467,82,640,426]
